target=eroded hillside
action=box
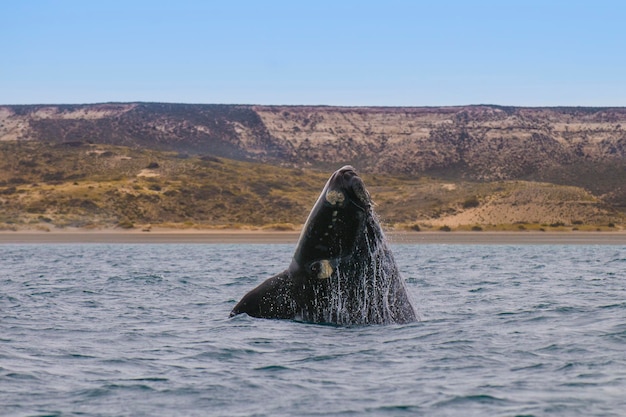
[1,103,626,229]
[2,103,626,186]
[0,141,622,231]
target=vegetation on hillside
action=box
[3,103,626,221]
[1,141,622,231]
[0,141,324,230]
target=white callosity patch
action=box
[325,190,345,206]
[316,260,333,279]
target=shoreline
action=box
[1,229,626,245]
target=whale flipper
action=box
[230,270,296,319]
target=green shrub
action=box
[462,196,480,209]
[0,186,17,195]
[117,219,134,229]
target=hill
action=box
[0,141,621,232]
[1,103,625,230]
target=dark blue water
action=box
[1,243,625,416]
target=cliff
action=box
[1,103,625,229]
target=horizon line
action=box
[2,101,626,110]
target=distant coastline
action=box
[1,229,625,245]
[2,104,626,231]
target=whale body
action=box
[230,166,417,325]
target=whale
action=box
[230,165,417,325]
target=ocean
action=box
[1,243,625,416]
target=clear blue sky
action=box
[2,0,625,106]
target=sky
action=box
[2,0,625,107]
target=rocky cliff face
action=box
[2,103,626,229]
[2,103,626,191]
[253,105,626,182]
[0,103,283,160]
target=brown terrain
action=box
[1,103,625,231]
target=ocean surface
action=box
[1,243,625,417]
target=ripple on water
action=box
[1,244,625,417]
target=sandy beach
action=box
[1,229,626,245]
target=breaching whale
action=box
[230,165,417,325]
